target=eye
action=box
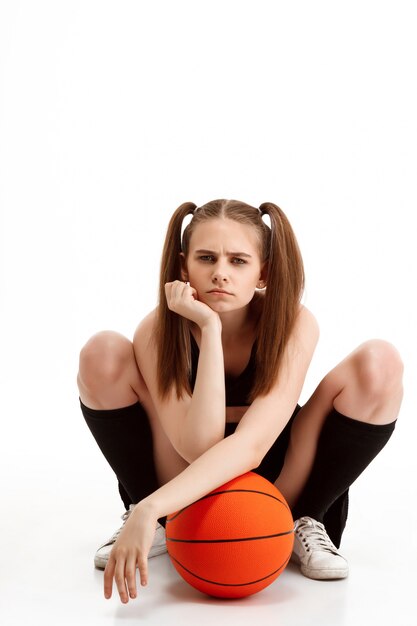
[197,255,247,265]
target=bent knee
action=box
[78,331,135,392]
[354,339,404,398]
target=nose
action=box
[212,261,229,284]
[212,275,228,284]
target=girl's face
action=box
[181,218,267,315]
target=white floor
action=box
[1,379,416,626]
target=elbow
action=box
[180,431,226,464]
[250,451,264,472]
[180,443,203,464]
[243,438,267,472]
[229,432,263,473]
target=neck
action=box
[190,292,264,345]
[218,307,253,342]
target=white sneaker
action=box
[94,504,167,569]
[291,516,349,580]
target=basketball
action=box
[165,471,294,598]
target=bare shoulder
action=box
[297,304,319,336]
[292,304,320,354]
[133,307,158,347]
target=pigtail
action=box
[249,202,305,401]
[155,201,197,400]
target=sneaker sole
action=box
[291,551,348,580]
[301,564,348,580]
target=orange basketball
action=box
[165,471,294,598]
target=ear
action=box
[179,252,189,282]
[257,261,268,289]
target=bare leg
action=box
[78,331,144,409]
[275,339,403,507]
[77,331,188,487]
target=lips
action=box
[208,290,232,295]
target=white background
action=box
[1,1,416,625]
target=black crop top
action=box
[189,332,256,407]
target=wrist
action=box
[199,315,221,333]
[134,496,160,520]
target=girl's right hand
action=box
[165,281,221,330]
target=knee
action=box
[354,339,404,400]
[78,331,134,393]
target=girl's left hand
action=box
[103,502,158,603]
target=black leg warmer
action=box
[80,399,159,510]
[292,408,396,547]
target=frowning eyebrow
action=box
[194,249,252,258]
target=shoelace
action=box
[105,505,164,546]
[106,505,135,544]
[294,516,339,555]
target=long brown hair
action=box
[154,199,304,402]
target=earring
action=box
[257,281,266,289]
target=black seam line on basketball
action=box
[166,489,290,523]
[169,554,291,587]
[166,529,294,544]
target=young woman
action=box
[78,199,403,604]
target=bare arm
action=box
[141,429,256,519]
[180,318,225,461]
[134,281,226,463]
